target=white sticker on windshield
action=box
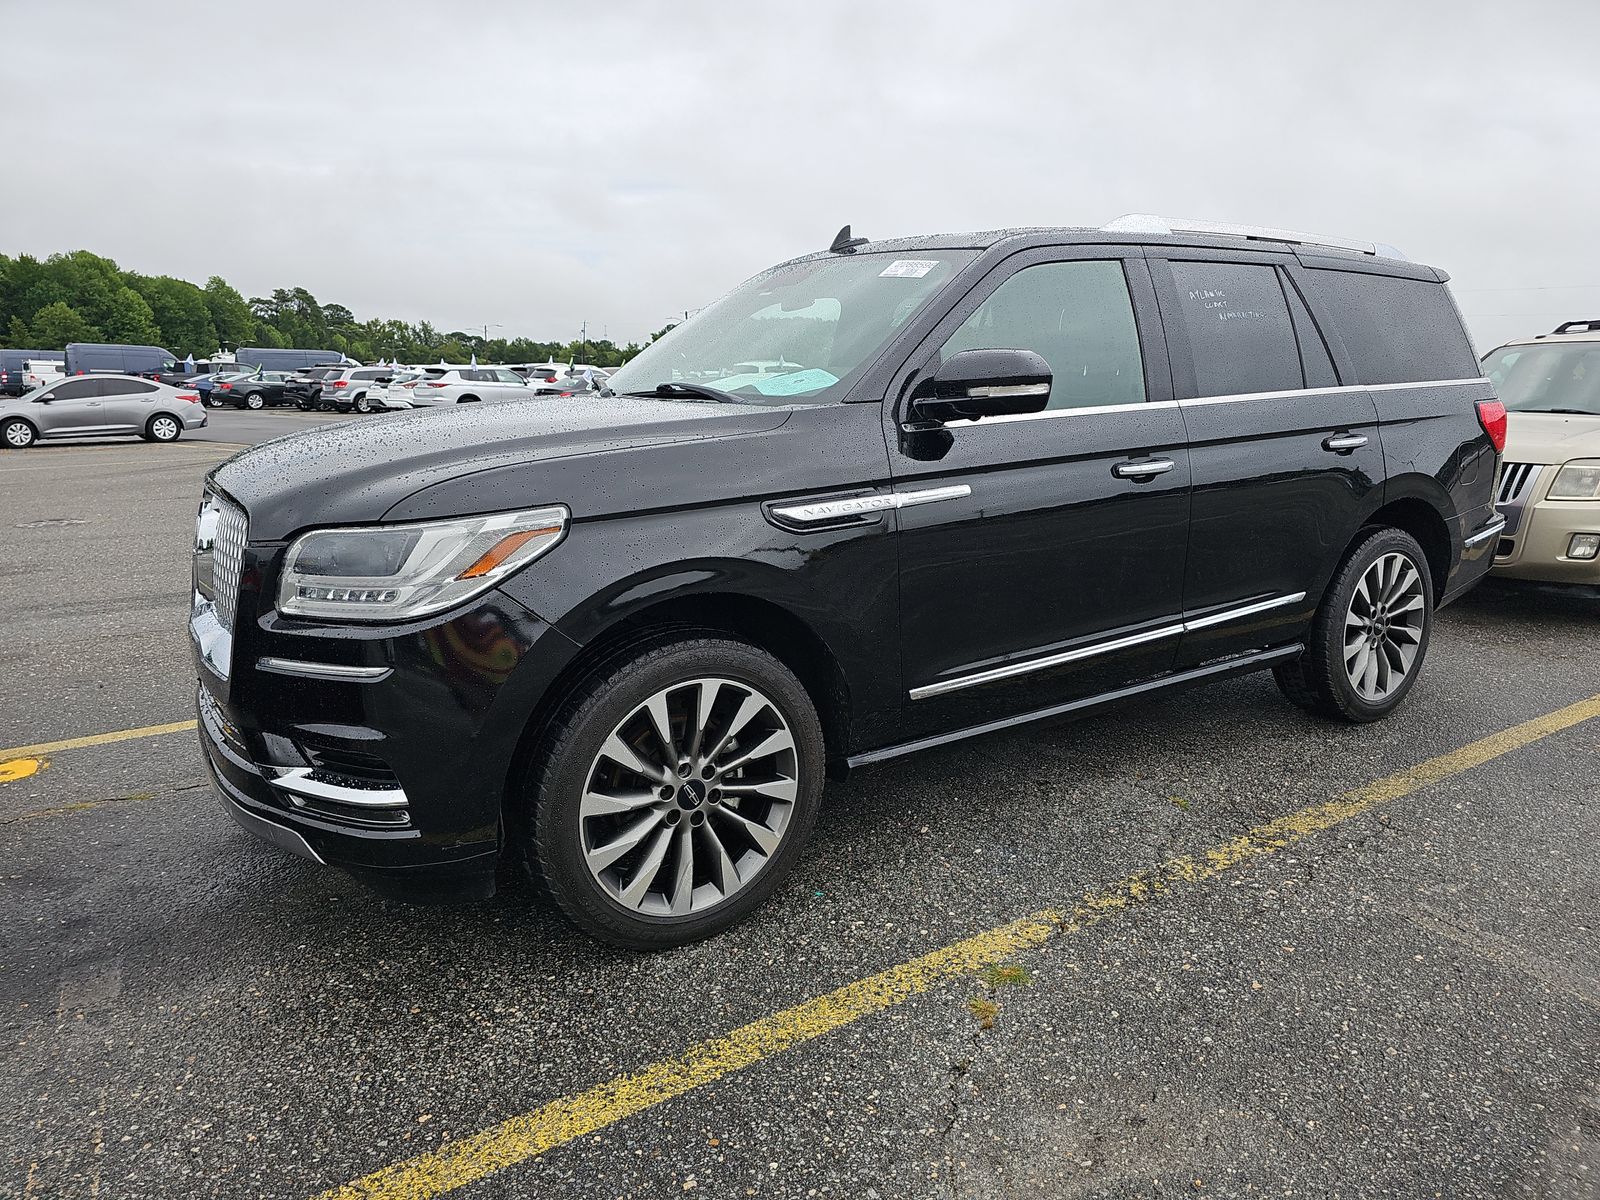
[879,260,939,278]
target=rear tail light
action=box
[178,392,199,403]
[1476,400,1508,454]
[426,382,449,388]
[219,382,232,390]
[331,380,349,388]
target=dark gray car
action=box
[0,373,209,448]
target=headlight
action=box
[1547,459,1600,501]
[278,505,569,622]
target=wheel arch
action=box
[502,588,853,841]
[1359,482,1454,605]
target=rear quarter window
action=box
[1305,270,1479,385]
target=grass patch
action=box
[981,962,1031,988]
[966,997,999,1030]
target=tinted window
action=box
[1169,262,1302,397]
[940,260,1145,409]
[48,379,100,400]
[352,369,384,380]
[1305,270,1479,385]
[95,378,157,396]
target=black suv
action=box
[192,217,1505,948]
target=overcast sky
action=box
[3,0,1596,350]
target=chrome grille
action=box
[1496,462,1539,505]
[211,496,248,632]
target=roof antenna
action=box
[829,224,868,254]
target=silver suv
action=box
[0,374,208,447]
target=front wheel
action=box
[354,393,372,413]
[144,414,182,443]
[521,637,825,949]
[1274,527,1433,722]
[2,418,37,449]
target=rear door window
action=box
[938,259,1146,409]
[1304,270,1479,385]
[1168,262,1303,397]
[95,378,156,396]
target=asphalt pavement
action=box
[1,415,1597,1199]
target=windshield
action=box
[1483,343,1600,416]
[607,250,976,405]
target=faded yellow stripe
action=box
[0,720,197,762]
[316,692,1600,1200]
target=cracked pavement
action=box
[1,417,1598,1198]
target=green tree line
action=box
[0,250,664,367]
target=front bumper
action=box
[193,564,581,902]
[1493,495,1600,584]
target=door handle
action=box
[1112,458,1175,480]
[1322,433,1368,453]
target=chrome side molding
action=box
[1463,515,1508,548]
[771,484,971,526]
[909,592,1307,700]
[257,657,392,682]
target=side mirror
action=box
[910,348,1052,424]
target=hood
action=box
[210,395,793,541]
[1503,410,1600,464]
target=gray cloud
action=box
[3,0,1595,349]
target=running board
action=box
[847,644,1304,769]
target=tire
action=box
[2,417,37,449]
[244,392,264,410]
[354,393,371,414]
[145,413,182,443]
[204,396,224,409]
[1274,527,1433,723]
[521,636,825,950]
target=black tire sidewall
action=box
[527,638,825,949]
[1313,528,1434,722]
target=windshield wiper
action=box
[1521,407,1598,416]
[624,382,754,405]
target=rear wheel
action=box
[521,636,825,949]
[144,414,182,443]
[244,392,264,410]
[1274,527,1433,722]
[2,418,37,449]
[204,396,224,409]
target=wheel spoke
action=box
[685,679,721,763]
[717,728,795,776]
[667,823,696,914]
[584,810,664,874]
[616,825,674,908]
[599,732,672,786]
[701,819,741,894]
[712,805,782,855]
[579,788,660,819]
[1347,642,1370,680]
[643,692,678,764]
[706,690,768,763]
[718,777,798,804]
[1361,650,1381,699]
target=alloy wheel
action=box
[579,677,799,916]
[3,420,34,448]
[1343,552,1425,702]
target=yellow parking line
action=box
[316,692,1600,1200]
[0,720,197,762]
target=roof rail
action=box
[1100,214,1407,261]
[1551,319,1600,335]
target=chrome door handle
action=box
[1322,433,1368,453]
[1112,458,1175,480]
